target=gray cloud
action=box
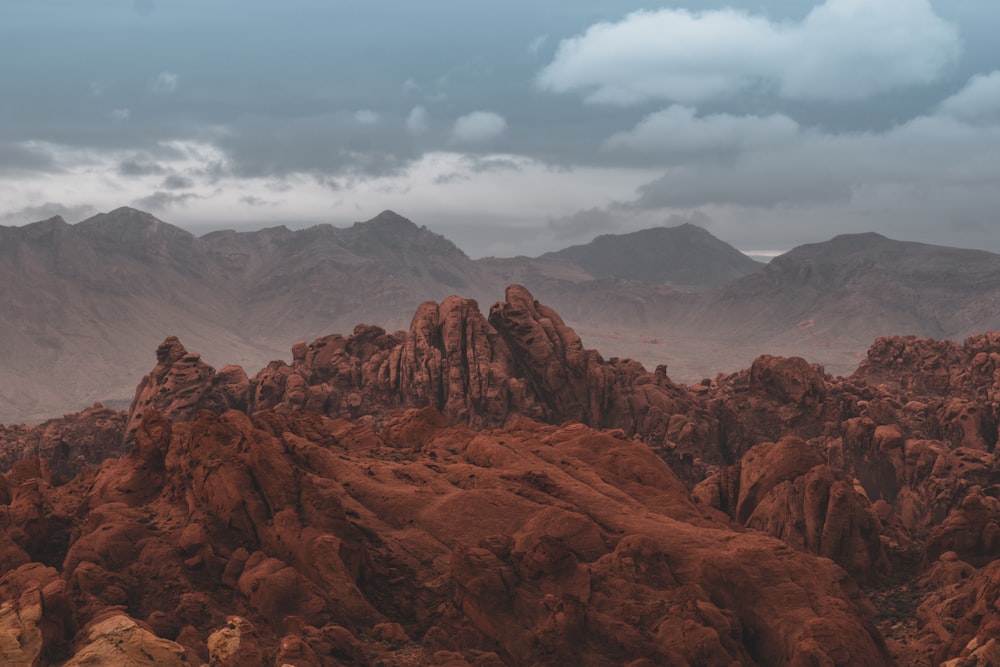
[547,206,621,241]
[0,142,58,175]
[216,112,417,179]
[1,202,95,224]
[604,106,799,162]
[162,174,194,190]
[627,77,1000,211]
[451,112,507,144]
[133,191,200,211]
[118,159,167,177]
[239,195,275,207]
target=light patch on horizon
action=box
[538,0,961,105]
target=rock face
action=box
[2,288,1000,664]
[247,285,718,479]
[0,406,126,481]
[0,405,891,666]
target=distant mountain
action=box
[4,208,1000,422]
[0,208,493,422]
[668,233,1000,377]
[541,223,762,288]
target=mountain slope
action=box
[5,208,1000,422]
[541,222,763,288]
[671,232,1000,375]
[0,208,494,422]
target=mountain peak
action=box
[75,207,193,239]
[543,223,761,288]
[345,211,468,258]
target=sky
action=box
[1,0,999,258]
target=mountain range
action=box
[3,206,1000,422]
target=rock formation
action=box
[1,286,999,665]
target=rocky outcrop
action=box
[5,292,1000,664]
[0,406,125,480]
[125,336,248,443]
[694,436,888,584]
[246,285,719,479]
[0,400,893,665]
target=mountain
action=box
[541,222,763,288]
[0,207,495,423]
[5,206,1000,423]
[1,287,996,665]
[673,232,1000,376]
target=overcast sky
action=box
[1,0,999,257]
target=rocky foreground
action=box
[1,286,998,666]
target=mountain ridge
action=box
[4,206,1000,422]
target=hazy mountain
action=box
[541,223,763,288]
[669,232,1000,377]
[4,208,1000,422]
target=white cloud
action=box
[150,71,179,94]
[605,106,800,158]
[354,109,378,124]
[111,108,131,121]
[451,111,507,144]
[938,71,1000,124]
[406,106,429,135]
[537,0,960,105]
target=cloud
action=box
[133,191,199,211]
[150,71,179,94]
[111,108,131,121]
[406,106,429,135]
[604,106,799,160]
[537,0,960,105]
[624,75,1000,212]
[216,112,415,179]
[162,174,194,190]
[547,206,620,241]
[118,158,166,177]
[0,142,58,175]
[938,70,1000,124]
[354,109,378,124]
[451,111,507,144]
[1,202,95,224]
[239,195,275,207]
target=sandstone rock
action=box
[64,613,187,667]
